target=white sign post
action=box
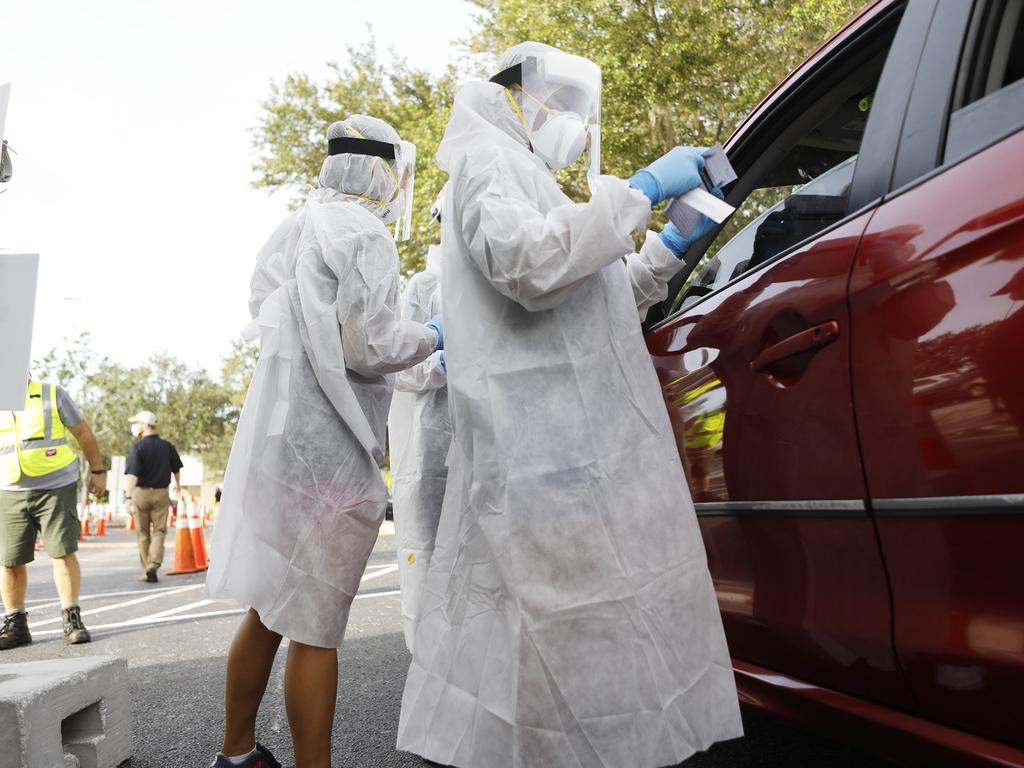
[0,83,10,145]
[0,254,40,409]
[108,455,128,521]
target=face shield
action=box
[491,51,601,192]
[393,140,416,242]
[327,131,417,241]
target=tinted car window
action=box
[689,156,858,298]
[677,81,874,309]
[946,0,1024,161]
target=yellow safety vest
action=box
[0,381,78,485]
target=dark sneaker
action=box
[62,606,92,645]
[139,568,158,583]
[0,612,31,650]
[211,743,281,768]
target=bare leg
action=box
[222,609,283,755]
[285,640,338,768]
[51,553,81,605]
[0,565,27,612]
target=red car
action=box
[643,1,1024,765]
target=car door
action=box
[849,0,1024,747]
[645,0,921,708]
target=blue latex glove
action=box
[628,146,706,205]
[439,351,446,372]
[658,188,724,258]
[425,314,444,350]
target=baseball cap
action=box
[128,410,158,427]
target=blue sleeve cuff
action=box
[627,171,661,205]
[659,227,688,259]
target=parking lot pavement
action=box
[2,525,891,767]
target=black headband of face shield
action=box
[327,137,397,160]
[489,63,523,88]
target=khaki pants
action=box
[132,487,169,572]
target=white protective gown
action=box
[207,186,438,649]
[397,82,743,767]
[388,245,452,653]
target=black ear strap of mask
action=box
[327,137,396,160]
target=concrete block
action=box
[0,656,131,768]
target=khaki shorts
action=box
[0,482,80,566]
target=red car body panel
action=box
[644,0,1023,764]
[849,129,1024,749]
[734,659,1024,768]
[645,217,914,709]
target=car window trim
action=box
[876,92,1024,210]
[890,0,975,188]
[846,0,937,210]
[945,77,1024,163]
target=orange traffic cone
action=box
[81,516,91,537]
[95,516,106,537]
[188,498,209,569]
[127,513,136,532]
[166,499,207,575]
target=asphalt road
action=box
[2,524,892,768]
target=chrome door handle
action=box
[750,321,840,374]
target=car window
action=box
[674,80,878,311]
[689,156,858,297]
[946,0,1024,162]
[660,6,904,317]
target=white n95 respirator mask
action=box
[531,112,589,171]
[491,47,602,192]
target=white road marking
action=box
[28,585,203,628]
[21,563,398,635]
[31,608,247,637]
[24,582,205,609]
[134,599,216,622]
[360,564,398,582]
[31,589,403,637]
[355,589,400,600]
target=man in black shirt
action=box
[124,410,183,583]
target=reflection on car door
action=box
[849,106,1024,752]
[647,211,912,707]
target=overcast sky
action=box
[1,0,474,373]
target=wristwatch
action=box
[90,468,106,475]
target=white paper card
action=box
[677,187,735,223]
[0,254,40,409]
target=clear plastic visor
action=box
[392,140,416,241]
[518,53,601,192]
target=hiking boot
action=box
[62,606,91,645]
[211,743,282,768]
[0,612,31,650]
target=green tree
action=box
[252,1,863,265]
[252,38,460,275]
[201,338,260,482]
[466,0,862,190]
[32,334,255,481]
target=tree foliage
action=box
[252,39,460,275]
[252,0,864,268]
[32,334,256,480]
